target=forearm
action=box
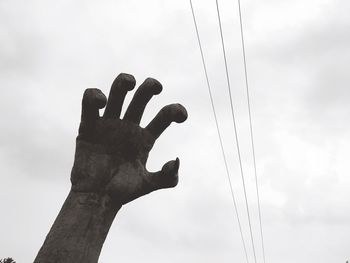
[34,190,121,263]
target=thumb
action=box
[147,158,180,191]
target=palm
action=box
[70,74,187,204]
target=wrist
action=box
[35,190,121,263]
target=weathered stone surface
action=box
[34,73,187,263]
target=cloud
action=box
[0,0,349,262]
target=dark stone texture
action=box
[34,73,187,263]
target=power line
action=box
[189,1,249,262]
[236,0,266,262]
[214,1,258,263]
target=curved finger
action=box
[146,158,180,191]
[103,73,136,119]
[79,88,107,134]
[123,78,162,124]
[146,104,188,139]
[81,88,107,122]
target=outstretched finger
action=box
[103,73,136,119]
[146,104,187,139]
[123,78,162,124]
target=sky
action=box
[0,0,349,262]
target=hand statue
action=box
[34,73,187,263]
[73,73,187,204]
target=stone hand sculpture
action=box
[34,73,187,263]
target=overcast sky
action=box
[0,0,349,262]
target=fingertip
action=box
[115,73,136,91]
[95,92,107,108]
[144,78,163,95]
[172,103,188,123]
[175,157,180,170]
[162,159,180,175]
[83,88,106,108]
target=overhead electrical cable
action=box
[189,1,250,262]
[236,0,266,262]
[214,0,257,263]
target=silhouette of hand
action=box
[71,73,187,204]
